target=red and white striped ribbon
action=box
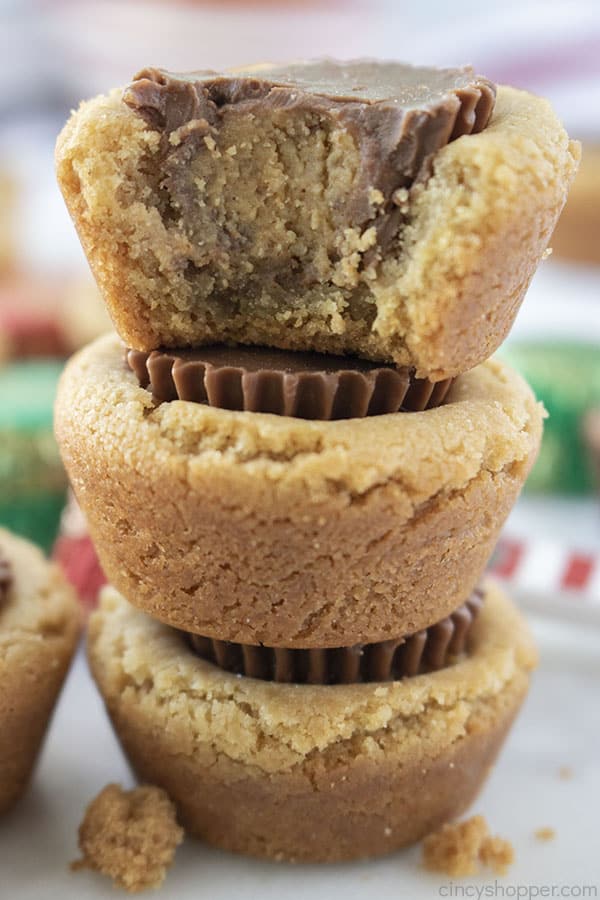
[488,537,600,624]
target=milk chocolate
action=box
[186,590,483,684]
[124,61,495,253]
[126,346,454,418]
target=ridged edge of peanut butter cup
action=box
[450,80,496,140]
[185,590,483,684]
[126,347,454,419]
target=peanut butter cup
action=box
[126,346,454,418]
[187,591,483,684]
[124,62,495,258]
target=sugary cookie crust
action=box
[56,334,544,646]
[55,83,578,379]
[88,580,536,861]
[0,528,80,814]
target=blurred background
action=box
[0,0,599,615]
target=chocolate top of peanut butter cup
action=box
[126,346,454,419]
[186,590,483,684]
[0,547,12,608]
[127,60,495,117]
[124,61,495,252]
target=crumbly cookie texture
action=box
[87,581,537,862]
[56,334,543,646]
[56,73,578,379]
[422,815,514,877]
[0,528,80,814]
[72,783,184,893]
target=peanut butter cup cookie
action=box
[88,580,536,862]
[0,528,79,814]
[55,334,543,647]
[55,61,578,379]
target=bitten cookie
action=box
[55,334,543,647]
[55,62,578,380]
[88,580,537,863]
[0,528,80,814]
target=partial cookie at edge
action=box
[0,528,80,814]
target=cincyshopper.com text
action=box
[439,882,598,899]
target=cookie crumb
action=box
[535,827,556,842]
[558,766,573,780]
[479,834,514,875]
[422,815,514,877]
[71,783,184,893]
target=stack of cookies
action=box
[54,61,578,862]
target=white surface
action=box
[508,259,600,345]
[507,497,600,553]
[1,611,599,897]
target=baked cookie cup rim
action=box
[55,333,543,489]
[88,579,537,772]
[0,527,80,646]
